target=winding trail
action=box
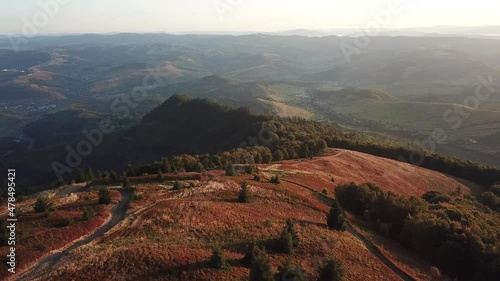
[16,188,134,281]
[282,179,417,281]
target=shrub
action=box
[173,181,182,190]
[270,175,280,184]
[326,200,347,231]
[238,181,251,203]
[98,187,111,204]
[34,196,52,213]
[422,191,452,204]
[249,247,274,281]
[156,168,163,180]
[322,189,328,195]
[318,258,344,281]
[253,174,261,181]
[57,216,74,227]
[209,245,230,270]
[245,165,258,174]
[82,207,95,221]
[479,192,500,210]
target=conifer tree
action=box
[239,181,251,203]
[209,245,231,270]
[318,258,344,281]
[326,200,347,231]
[249,247,274,281]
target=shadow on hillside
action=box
[297,219,328,229]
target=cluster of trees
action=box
[75,167,118,183]
[185,215,344,280]
[335,182,500,281]
[244,243,343,281]
[115,114,335,180]
[479,184,500,211]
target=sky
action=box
[1,0,500,35]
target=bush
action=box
[253,175,261,181]
[270,175,280,184]
[209,245,230,270]
[422,191,452,204]
[326,200,347,231]
[479,192,500,210]
[57,216,74,227]
[156,168,163,180]
[245,165,258,174]
[318,258,344,281]
[173,181,182,190]
[34,196,52,213]
[238,181,251,203]
[82,207,95,221]
[249,247,274,281]
[98,187,111,204]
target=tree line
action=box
[335,182,500,281]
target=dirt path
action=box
[282,179,417,281]
[16,188,134,281]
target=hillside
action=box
[155,75,312,116]
[2,148,484,281]
[2,95,333,188]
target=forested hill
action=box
[122,94,270,156]
[98,94,340,167]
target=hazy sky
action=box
[1,0,500,34]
